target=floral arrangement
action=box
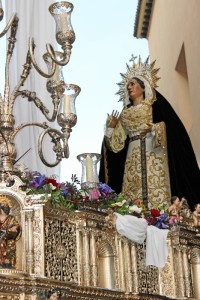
[15,169,171,228]
[143,208,169,229]
[16,170,118,210]
[102,194,171,229]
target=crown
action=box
[116,55,160,107]
[0,195,12,207]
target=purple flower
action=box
[61,189,69,197]
[98,182,113,195]
[155,213,169,229]
[29,175,46,188]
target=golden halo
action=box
[0,195,12,207]
[116,55,160,107]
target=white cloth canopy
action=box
[114,213,169,268]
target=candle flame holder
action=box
[77,153,101,189]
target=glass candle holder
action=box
[77,153,101,189]
[43,51,65,94]
[57,84,80,128]
[49,1,75,45]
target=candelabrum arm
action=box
[9,52,32,113]
[12,122,67,167]
[0,13,17,38]
[5,15,18,82]
[15,89,60,122]
[38,127,69,167]
[4,15,19,114]
[46,42,72,66]
[12,122,49,139]
[29,37,56,78]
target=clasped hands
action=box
[108,110,153,136]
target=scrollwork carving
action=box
[44,216,78,282]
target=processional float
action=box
[0,1,200,300]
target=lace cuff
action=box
[105,121,127,153]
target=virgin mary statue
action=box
[99,56,200,209]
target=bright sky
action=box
[0,0,149,182]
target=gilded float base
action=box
[0,188,199,299]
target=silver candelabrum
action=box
[0,1,81,180]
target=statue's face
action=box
[48,292,58,300]
[196,204,200,212]
[174,197,180,206]
[0,202,10,215]
[127,79,144,101]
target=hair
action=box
[171,196,179,204]
[133,77,145,90]
[0,203,10,215]
[46,290,59,299]
[194,203,200,209]
[127,77,145,108]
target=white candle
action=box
[86,155,93,182]
[53,65,59,81]
[63,95,71,114]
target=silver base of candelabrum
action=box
[77,153,101,190]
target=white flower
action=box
[121,199,127,205]
[111,199,127,207]
[49,183,57,190]
[129,205,142,214]
[148,202,152,210]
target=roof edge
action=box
[134,0,154,39]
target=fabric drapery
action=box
[5,0,60,177]
[114,212,169,268]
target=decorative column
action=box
[131,242,139,294]
[25,211,34,274]
[182,246,192,298]
[90,231,98,286]
[82,230,90,286]
[32,206,46,276]
[124,240,132,292]
[76,229,83,285]
[158,239,176,298]
[24,194,48,276]
[190,248,200,299]
[118,238,125,290]
[175,248,185,298]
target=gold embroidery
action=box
[105,100,171,207]
[121,104,152,133]
[105,121,127,153]
[122,139,170,207]
[153,122,166,148]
